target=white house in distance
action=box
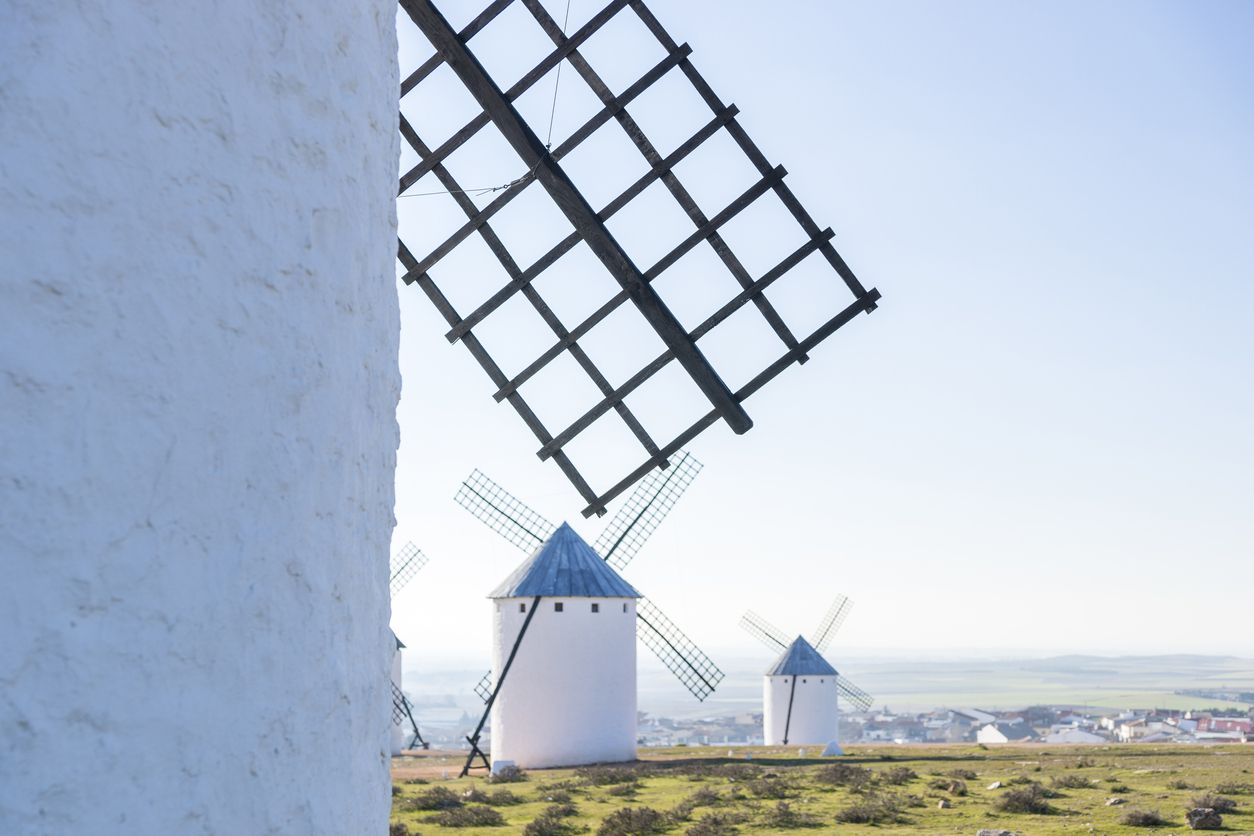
[763,637,842,752]
[976,722,1037,744]
[489,523,640,769]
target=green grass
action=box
[392,744,1254,833]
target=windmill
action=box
[453,451,717,774]
[390,541,430,752]
[739,595,873,753]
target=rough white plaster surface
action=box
[763,675,840,746]
[391,645,406,756]
[0,2,400,833]
[491,597,637,768]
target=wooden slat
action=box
[399,0,632,194]
[402,0,753,435]
[536,230,834,461]
[489,166,783,405]
[522,0,806,359]
[578,287,880,517]
[399,116,663,472]
[407,43,692,279]
[396,120,604,513]
[442,105,737,344]
[629,0,872,301]
[400,0,514,96]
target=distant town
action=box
[410,701,1254,751]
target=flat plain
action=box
[391,743,1254,834]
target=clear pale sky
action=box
[391,0,1254,669]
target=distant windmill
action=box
[740,596,873,753]
[454,452,717,774]
[390,541,430,752]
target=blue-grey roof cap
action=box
[489,522,641,599]
[766,636,838,676]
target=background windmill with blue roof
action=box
[740,596,873,752]
[453,451,719,774]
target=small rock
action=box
[937,799,951,809]
[987,781,1002,790]
[975,830,1018,836]
[1105,797,1126,806]
[1186,807,1223,830]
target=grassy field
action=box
[391,744,1254,834]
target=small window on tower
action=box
[519,603,526,613]
[622,603,627,613]
[554,602,564,612]
[591,603,600,613]
[802,678,808,683]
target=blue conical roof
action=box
[766,636,838,676]
[489,522,641,599]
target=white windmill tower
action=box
[486,523,641,770]
[739,596,874,753]
[389,541,430,754]
[453,453,719,775]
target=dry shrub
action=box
[1052,774,1093,789]
[606,782,640,798]
[579,766,648,786]
[1120,808,1168,827]
[389,823,411,836]
[676,763,760,782]
[946,768,977,781]
[488,789,523,806]
[745,777,793,799]
[685,810,748,836]
[760,801,823,828]
[814,763,873,789]
[596,806,668,836]
[834,793,905,824]
[429,805,506,827]
[1215,781,1253,795]
[928,777,967,795]
[404,786,461,811]
[993,783,1055,815]
[1166,778,1193,790]
[881,766,917,785]
[524,803,583,836]
[488,764,528,784]
[667,787,724,824]
[1191,793,1237,813]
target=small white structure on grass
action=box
[763,637,842,749]
[489,523,640,769]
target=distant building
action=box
[1043,728,1105,744]
[977,722,1036,744]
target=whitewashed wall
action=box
[763,675,840,746]
[391,644,406,756]
[491,597,637,768]
[0,2,400,833]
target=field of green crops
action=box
[391,743,1254,834]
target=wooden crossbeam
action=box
[521,0,806,360]
[400,0,754,437]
